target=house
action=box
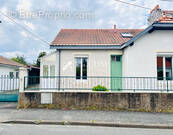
[0,56,24,101]
[148,5,173,25]
[0,56,23,79]
[38,5,173,92]
[0,56,24,91]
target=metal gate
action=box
[0,77,19,102]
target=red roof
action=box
[158,11,173,23]
[0,56,24,67]
[51,29,143,46]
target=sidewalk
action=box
[0,103,173,128]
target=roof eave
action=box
[50,45,122,50]
[0,63,24,68]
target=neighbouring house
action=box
[0,56,23,78]
[0,56,39,102]
[38,5,173,92]
[0,55,24,93]
[148,5,173,25]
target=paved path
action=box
[1,124,173,135]
[0,103,173,126]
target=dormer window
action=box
[121,32,133,38]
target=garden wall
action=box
[18,92,173,112]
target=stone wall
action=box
[18,92,173,112]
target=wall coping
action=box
[22,90,172,94]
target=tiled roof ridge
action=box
[60,28,143,30]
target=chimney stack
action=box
[113,24,116,32]
[114,24,116,29]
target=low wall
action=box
[18,92,173,112]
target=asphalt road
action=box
[0,124,173,135]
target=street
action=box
[0,124,173,135]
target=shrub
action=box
[92,85,108,91]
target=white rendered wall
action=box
[40,51,59,89]
[123,30,173,77]
[40,51,59,76]
[122,30,173,91]
[0,66,18,77]
[0,65,19,91]
[40,49,123,90]
[60,49,122,90]
[60,50,122,76]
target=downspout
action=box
[58,49,61,91]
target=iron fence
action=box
[24,76,173,92]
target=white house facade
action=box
[38,22,173,92]
[0,56,23,91]
[35,5,173,92]
[123,30,173,78]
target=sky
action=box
[0,0,173,64]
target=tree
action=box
[11,55,27,65]
[35,52,46,67]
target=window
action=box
[111,56,121,62]
[121,32,133,38]
[16,72,19,78]
[76,57,88,80]
[9,72,14,78]
[157,57,163,80]
[166,57,172,80]
[157,56,172,80]
[50,65,55,76]
[43,65,48,76]
[82,58,87,79]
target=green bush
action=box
[92,85,108,91]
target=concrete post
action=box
[19,67,28,92]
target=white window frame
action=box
[75,56,88,80]
[157,55,173,80]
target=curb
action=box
[2,120,173,129]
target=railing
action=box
[24,76,173,92]
[0,76,19,92]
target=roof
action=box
[158,11,173,23]
[51,29,143,46]
[0,56,24,67]
[148,5,173,24]
[50,22,173,50]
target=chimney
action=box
[148,5,162,25]
[150,4,160,14]
[114,24,116,29]
[113,24,116,32]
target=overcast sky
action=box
[0,0,173,63]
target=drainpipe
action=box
[58,49,61,91]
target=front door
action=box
[111,55,122,91]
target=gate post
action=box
[19,67,28,92]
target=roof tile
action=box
[51,29,143,46]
